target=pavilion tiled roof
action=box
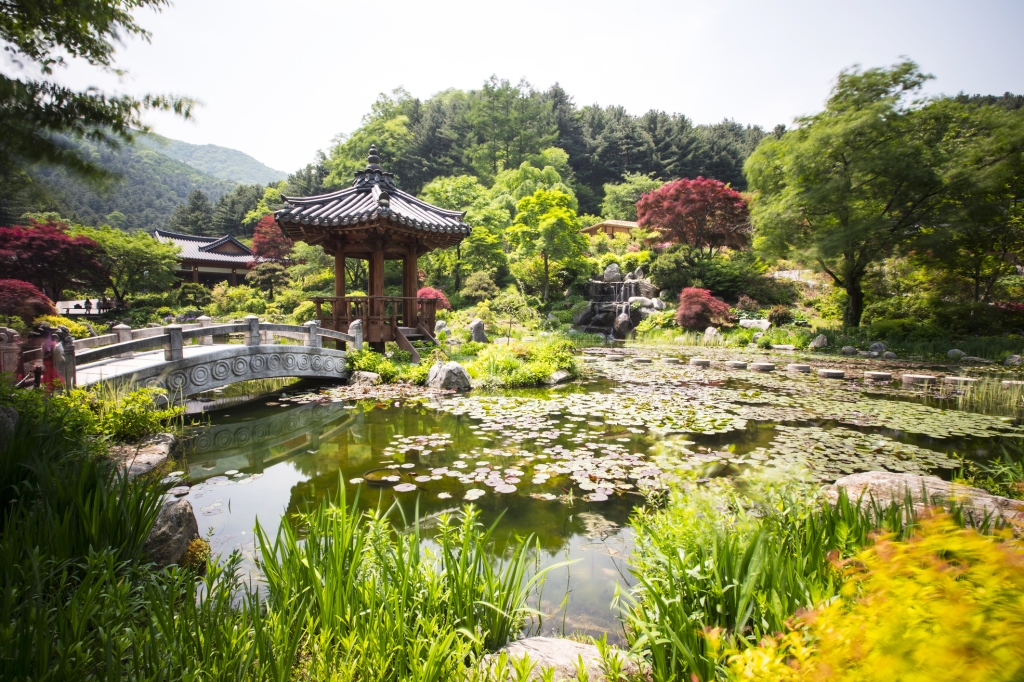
[274,146,471,236]
[153,230,255,265]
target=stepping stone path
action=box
[606,355,625,362]
[943,376,979,386]
[787,364,811,372]
[1003,380,1024,388]
[902,374,936,387]
[750,362,775,372]
[771,344,797,351]
[818,369,845,379]
[167,486,190,497]
[630,357,652,364]
[864,371,892,382]
[725,361,748,369]
[689,358,711,367]
[660,357,681,364]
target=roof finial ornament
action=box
[366,144,381,170]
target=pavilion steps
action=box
[394,325,441,364]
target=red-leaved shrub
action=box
[675,287,731,330]
[0,279,56,323]
[417,286,451,310]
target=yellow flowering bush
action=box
[727,515,1024,682]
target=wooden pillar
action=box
[333,245,346,348]
[334,246,346,299]
[192,266,199,283]
[402,246,417,327]
[230,268,237,286]
[368,241,385,352]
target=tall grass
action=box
[0,399,555,680]
[620,470,994,682]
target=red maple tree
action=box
[675,287,731,330]
[0,279,56,323]
[637,177,750,258]
[417,286,451,310]
[251,216,293,262]
[0,221,108,300]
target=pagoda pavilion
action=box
[274,146,471,354]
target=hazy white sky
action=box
[37,0,1024,173]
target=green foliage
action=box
[73,224,180,302]
[601,172,665,221]
[466,338,579,388]
[167,188,215,235]
[507,189,586,301]
[208,283,266,316]
[52,385,183,443]
[635,310,676,335]
[460,270,499,301]
[346,348,399,383]
[175,282,211,309]
[766,305,794,326]
[649,247,795,304]
[32,314,90,338]
[245,262,289,301]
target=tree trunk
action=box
[541,252,549,302]
[844,281,865,327]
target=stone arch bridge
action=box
[68,316,362,401]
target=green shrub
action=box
[52,386,183,443]
[33,314,91,339]
[0,314,27,336]
[346,348,398,383]
[466,338,579,388]
[459,341,486,356]
[766,305,794,326]
[635,310,675,335]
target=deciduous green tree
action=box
[506,189,586,301]
[602,172,665,221]
[72,225,180,303]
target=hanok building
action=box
[153,230,255,286]
[580,219,637,238]
[274,146,471,353]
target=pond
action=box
[174,350,1022,642]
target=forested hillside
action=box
[320,80,771,213]
[29,137,234,230]
[137,134,287,184]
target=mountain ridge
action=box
[137,133,287,185]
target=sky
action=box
[33,0,1024,174]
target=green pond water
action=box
[176,355,1022,642]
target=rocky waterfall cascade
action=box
[572,263,663,339]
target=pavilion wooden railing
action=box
[310,296,438,343]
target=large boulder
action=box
[1004,354,1022,367]
[591,303,618,327]
[869,341,888,353]
[627,296,653,308]
[739,318,770,331]
[350,371,381,386]
[469,318,489,343]
[882,351,898,360]
[109,433,178,479]
[603,263,622,283]
[433,320,449,336]
[572,302,595,326]
[542,369,573,386]
[947,349,966,360]
[486,636,638,682]
[144,498,200,567]
[808,334,829,349]
[841,345,858,355]
[826,471,1024,530]
[652,298,666,311]
[704,326,720,342]
[427,361,472,391]
[612,313,632,339]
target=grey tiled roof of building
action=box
[274,146,471,235]
[153,230,255,265]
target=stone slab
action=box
[630,357,652,364]
[750,362,775,372]
[486,636,638,682]
[818,369,845,379]
[864,371,892,382]
[660,357,681,364]
[1003,380,1024,387]
[605,355,624,362]
[786,363,811,372]
[942,376,979,385]
[689,358,711,367]
[725,361,747,369]
[109,433,177,479]
[902,374,936,386]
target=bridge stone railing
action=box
[71,315,363,399]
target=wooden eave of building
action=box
[581,220,638,236]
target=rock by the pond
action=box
[110,432,177,479]
[350,371,381,386]
[0,406,17,452]
[772,344,797,351]
[633,266,644,280]
[962,356,994,364]
[947,349,966,360]
[433,320,449,335]
[144,498,200,567]
[652,298,666,311]
[869,341,888,353]
[826,471,1024,530]
[857,350,880,358]
[739,318,771,331]
[818,369,845,379]
[542,369,573,385]
[752,332,764,343]
[426,362,472,391]
[883,351,898,360]
[809,334,829,349]
[841,346,857,356]
[1004,354,1023,367]
[612,313,632,339]
[486,636,638,682]
[469,318,489,343]
[603,263,622,283]
[627,296,653,308]
[704,326,720,341]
